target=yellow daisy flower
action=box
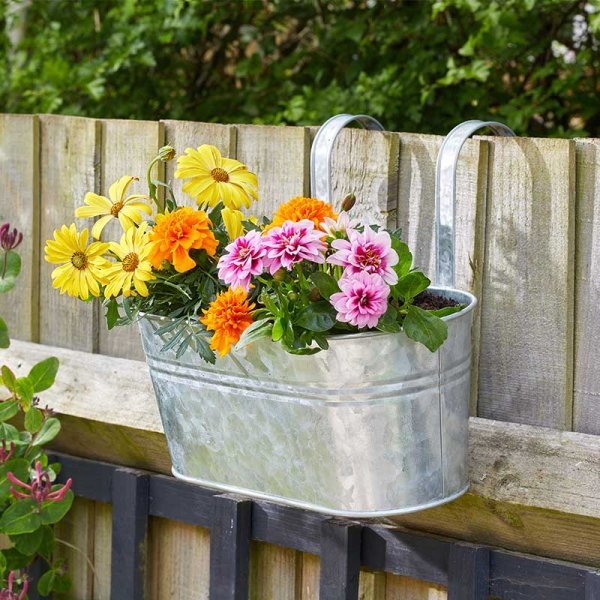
[45,224,110,300]
[75,175,152,240]
[102,222,155,298]
[174,145,258,210]
[221,207,245,241]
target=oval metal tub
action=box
[138,286,476,517]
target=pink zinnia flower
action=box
[327,225,399,285]
[330,271,389,328]
[321,212,360,238]
[262,219,326,274]
[218,229,266,290]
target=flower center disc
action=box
[122,252,139,272]
[111,201,124,216]
[71,251,88,270]
[210,167,230,183]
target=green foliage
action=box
[0,0,598,136]
[0,225,72,597]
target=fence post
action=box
[209,494,252,600]
[447,542,490,600]
[319,519,362,600]
[111,468,150,600]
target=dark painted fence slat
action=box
[447,542,490,600]
[319,520,362,600]
[209,494,252,600]
[110,468,150,600]
[585,571,600,600]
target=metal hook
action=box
[435,119,516,288]
[310,113,385,203]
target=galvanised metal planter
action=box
[138,116,514,517]
[139,286,476,517]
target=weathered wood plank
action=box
[147,517,211,600]
[0,113,39,342]
[236,124,310,219]
[447,543,489,600]
[92,502,112,600]
[477,136,576,428]
[396,133,488,414]
[249,541,300,600]
[97,118,164,360]
[38,114,100,352]
[162,120,237,208]
[325,128,399,227]
[384,574,446,599]
[300,553,320,599]
[54,498,96,600]
[573,139,600,435]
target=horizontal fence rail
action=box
[47,452,600,600]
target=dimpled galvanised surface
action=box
[139,287,476,517]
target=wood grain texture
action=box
[573,139,600,434]
[38,115,100,352]
[477,136,576,429]
[97,118,164,360]
[0,113,39,342]
[384,574,446,599]
[162,120,236,208]
[147,517,210,600]
[249,541,302,599]
[236,124,310,218]
[326,128,399,227]
[92,502,112,600]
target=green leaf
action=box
[430,305,464,318]
[28,357,59,393]
[40,489,74,524]
[391,239,413,278]
[11,527,46,555]
[271,318,284,342]
[0,400,19,423]
[403,305,448,352]
[0,498,42,534]
[1,366,16,393]
[295,301,336,332]
[14,377,34,406]
[309,271,339,300]
[105,298,120,329]
[0,317,9,349]
[0,458,30,498]
[32,417,61,447]
[0,423,20,443]
[36,523,56,561]
[24,407,44,433]
[0,251,21,293]
[376,305,401,333]
[235,318,272,350]
[394,271,431,302]
[38,567,71,595]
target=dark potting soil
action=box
[413,290,460,311]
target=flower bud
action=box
[158,145,176,162]
[308,287,321,302]
[272,268,287,282]
[0,223,23,251]
[341,193,356,213]
[287,291,298,302]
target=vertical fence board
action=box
[54,498,96,600]
[384,574,447,599]
[300,553,320,599]
[477,137,576,428]
[39,115,100,351]
[326,128,400,228]
[573,139,600,434]
[92,502,112,600]
[249,542,300,600]
[97,119,164,360]
[162,120,237,208]
[236,124,310,218]
[0,113,38,342]
[148,518,211,600]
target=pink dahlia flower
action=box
[330,271,389,329]
[262,219,326,274]
[327,225,399,285]
[217,229,266,290]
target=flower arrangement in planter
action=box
[0,223,74,597]
[45,144,461,363]
[45,135,476,517]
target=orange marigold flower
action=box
[148,206,218,273]
[200,287,255,357]
[269,196,337,231]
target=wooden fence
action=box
[0,113,599,598]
